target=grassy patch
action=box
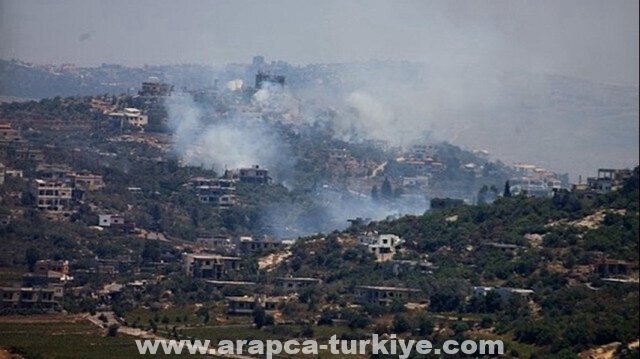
[181,325,278,343]
[124,306,202,327]
[0,321,189,358]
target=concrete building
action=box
[225,166,270,185]
[0,284,64,310]
[0,123,21,144]
[255,73,285,89]
[98,214,126,227]
[33,179,73,213]
[471,286,534,301]
[354,285,422,306]
[276,277,321,292]
[236,236,283,254]
[183,253,241,279]
[226,295,283,315]
[196,236,235,253]
[139,81,173,97]
[359,233,403,262]
[586,169,632,193]
[70,172,105,191]
[108,108,148,128]
[508,177,552,198]
[188,177,237,208]
[35,164,72,181]
[4,169,23,178]
[33,260,69,277]
[592,258,637,277]
[11,147,44,163]
[239,166,270,185]
[22,263,73,286]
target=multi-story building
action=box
[139,81,173,97]
[276,277,321,292]
[11,147,45,163]
[586,168,633,193]
[240,166,270,184]
[0,284,64,310]
[33,179,73,213]
[354,285,422,306]
[22,259,72,286]
[196,235,235,253]
[35,164,72,180]
[226,295,283,315]
[98,214,125,227]
[359,233,403,262]
[108,107,148,128]
[70,172,105,191]
[183,253,241,279]
[0,123,21,144]
[508,177,552,198]
[187,177,237,208]
[123,108,148,127]
[236,236,283,255]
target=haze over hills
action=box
[0,58,637,181]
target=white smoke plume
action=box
[165,92,292,180]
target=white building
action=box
[108,108,148,128]
[123,108,148,127]
[471,286,534,300]
[359,233,403,261]
[98,214,125,227]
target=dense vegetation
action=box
[0,88,637,359]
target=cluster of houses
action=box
[504,166,632,199]
[1,122,108,218]
[31,164,104,217]
[396,144,444,176]
[0,260,70,311]
[573,168,634,194]
[184,166,271,208]
[506,164,564,198]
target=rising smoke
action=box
[165,59,638,237]
[164,83,431,237]
[165,92,293,183]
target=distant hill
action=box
[1,58,637,180]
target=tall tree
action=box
[252,305,266,329]
[381,177,393,199]
[25,247,40,272]
[371,185,379,201]
[503,180,512,197]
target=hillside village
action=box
[0,70,638,359]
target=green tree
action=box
[504,180,512,197]
[25,247,40,272]
[253,305,266,329]
[393,314,411,333]
[381,177,393,199]
[371,185,379,201]
[141,241,162,262]
[419,317,434,336]
[107,324,119,337]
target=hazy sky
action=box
[0,0,638,84]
